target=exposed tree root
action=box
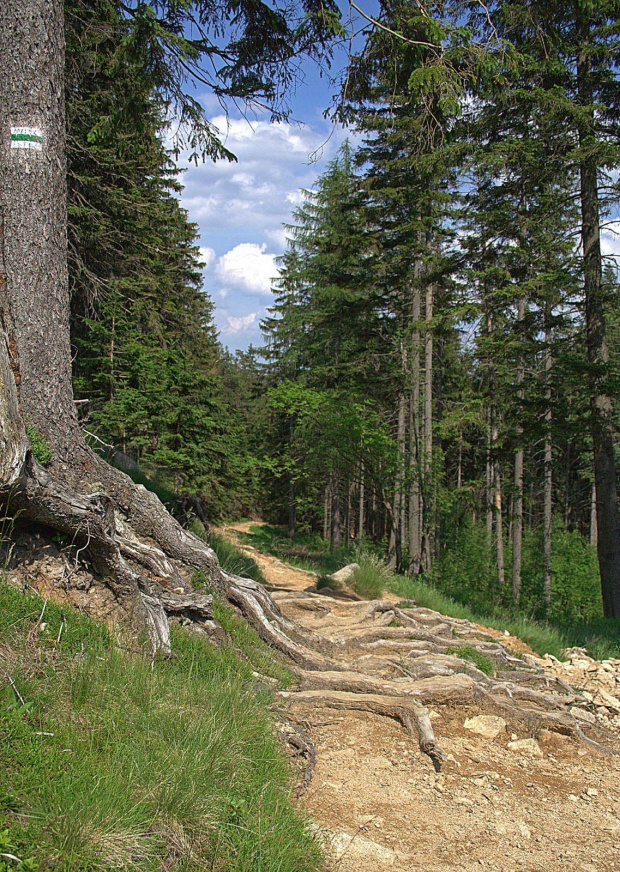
[2,315,618,796]
[279,688,445,771]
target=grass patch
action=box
[0,581,321,872]
[349,552,393,600]
[446,644,495,676]
[204,529,266,584]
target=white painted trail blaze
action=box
[10,126,43,150]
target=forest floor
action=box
[219,521,620,872]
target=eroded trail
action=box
[221,522,620,872]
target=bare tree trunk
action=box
[486,414,494,546]
[288,476,296,540]
[577,18,620,617]
[421,278,433,572]
[408,274,422,575]
[590,482,598,549]
[395,392,407,567]
[512,297,526,603]
[323,481,330,541]
[346,478,351,543]
[0,0,79,461]
[493,460,505,591]
[331,474,341,550]
[358,463,365,544]
[543,312,553,614]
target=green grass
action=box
[349,552,393,600]
[0,581,321,872]
[445,644,496,676]
[203,529,266,584]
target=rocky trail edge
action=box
[219,521,620,872]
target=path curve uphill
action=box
[220,522,620,872]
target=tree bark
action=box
[577,16,620,617]
[288,476,296,540]
[542,307,553,614]
[421,275,433,572]
[0,0,80,463]
[408,272,422,575]
[512,297,526,603]
[358,463,365,543]
[331,473,341,550]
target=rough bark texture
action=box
[512,297,526,603]
[543,312,553,614]
[0,0,79,460]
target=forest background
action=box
[66,0,620,636]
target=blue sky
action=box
[176,6,367,352]
[176,3,620,352]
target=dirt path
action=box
[220,522,620,872]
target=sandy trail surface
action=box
[220,522,620,872]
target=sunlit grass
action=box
[0,581,321,872]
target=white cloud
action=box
[601,222,620,260]
[265,227,290,249]
[178,112,360,349]
[198,246,216,268]
[215,242,279,297]
[224,312,257,334]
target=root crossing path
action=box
[221,523,620,872]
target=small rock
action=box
[584,787,598,797]
[507,738,543,758]
[329,563,360,585]
[328,831,397,866]
[570,706,597,725]
[463,715,507,739]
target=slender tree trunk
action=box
[590,483,598,549]
[408,273,422,575]
[288,476,296,540]
[577,19,620,617]
[512,297,526,603]
[395,392,406,567]
[331,474,341,550]
[493,457,505,590]
[421,277,433,572]
[486,308,503,589]
[323,481,330,541]
[486,413,494,545]
[542,308,553,614]
[358,463,365,543]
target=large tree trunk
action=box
[577,17,620,618]
[0,0,79,462]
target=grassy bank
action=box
[0,581,320,872]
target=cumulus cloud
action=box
[215,243,279,297]
[198,246,216,268]
[224,312,258,334]
[178,111,358,349]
